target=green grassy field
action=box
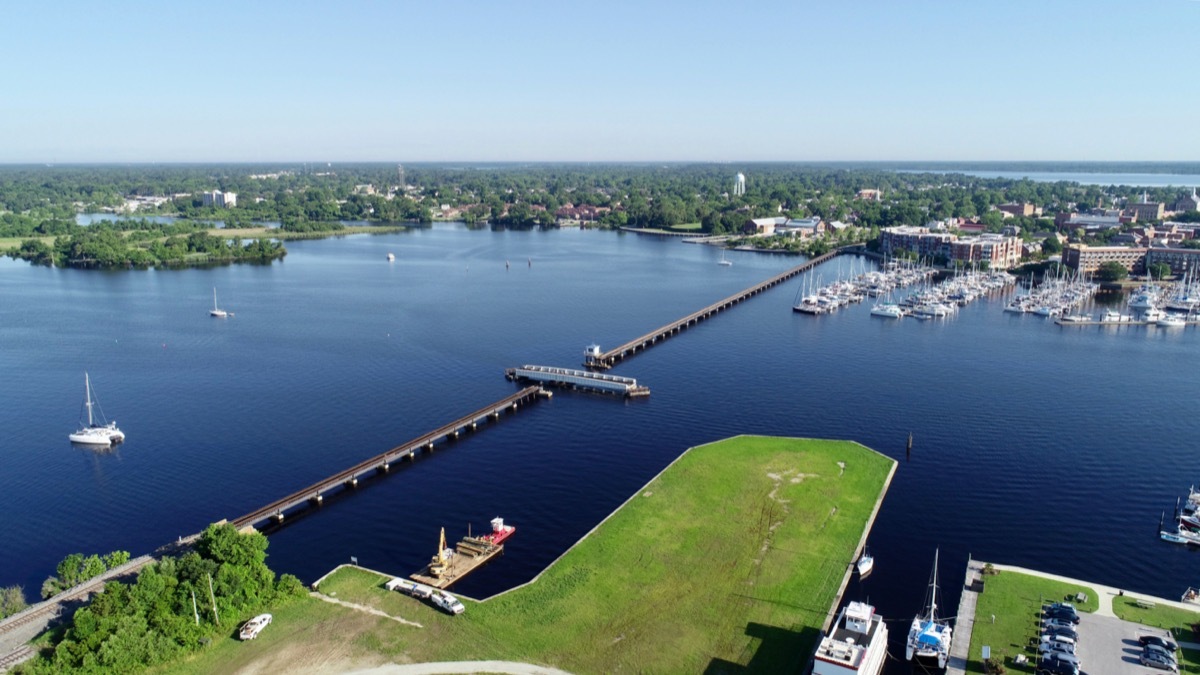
[160,436,894,674]
[965,569,1098,673]
[668,222,703,231]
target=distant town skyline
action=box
[3,1,1198,163]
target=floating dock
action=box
[506,364,650,397]
[585,249,841,369]
[1055,319,1196,327]
[411,534,505,589]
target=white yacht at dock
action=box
[813,601,888,675]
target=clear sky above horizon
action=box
[2,0,1198,163]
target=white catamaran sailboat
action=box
[209,287,229,318]
[69,373,125,446]
[906,548,952,668]
[718,249,733,266]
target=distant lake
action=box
[75,214,183,226]
[900,168,1200,187]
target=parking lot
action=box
[1069,612,1179,675]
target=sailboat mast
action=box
[931,548,939,619]
[84,372,94,427]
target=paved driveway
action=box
[1076,612,1178,675]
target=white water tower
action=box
[734,172,746,196]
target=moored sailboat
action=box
[69,373,125,446]
[210,287,229,318]
[906,548,952,669]
[856,548,874,576]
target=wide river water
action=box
[2,224,1197,670]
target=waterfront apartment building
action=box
[201,190,237,208]
[948,234,1022,270]
[1063,244,1147,275]
[879,226,955,260]
[1145,247,1200,276]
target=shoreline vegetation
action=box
[16,523,307,674]
[12,436,894,674]
[2,222,404,270]
[1,162,1198,272]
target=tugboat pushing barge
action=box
[411,517,515,589]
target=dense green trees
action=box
[1148,262,1172,280]
[40,550,131,599]
[0,585,26,619]
[25,523,305,674]
[8,225,286,269]
[1096,261,1130,282]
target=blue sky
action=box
[2,0,1197,162]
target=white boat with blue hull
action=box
[906,548,952,669]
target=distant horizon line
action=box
[2,160,1200,169]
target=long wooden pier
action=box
[231,386,544,529]
[584,249,842,369]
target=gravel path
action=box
[346,662,573,675]
[309,592,423,628]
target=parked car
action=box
[1141,647,1178,672]
[1139,634,1179,652]
[1042,606,1080,624]
[1143,642,1178,664]
[1041,617,1077,631]
[1037,639,1075,657]
[1036,655,1080,675]
[1041,624,1080,638]
[1039,651,1080,669]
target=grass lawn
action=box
[1112,596,1200,670]
[162,436,894,674]
[966,568,1098,673]
[149,594,402,675]
[668,222,704,231]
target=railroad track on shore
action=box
[0,644,37,671]
[0,555,154,637]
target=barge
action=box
[410,518,515,589]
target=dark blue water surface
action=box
[2,225,1197,669]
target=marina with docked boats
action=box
[791,253,1200,332]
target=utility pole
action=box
[191,589,200,626]
[207,573,220,625]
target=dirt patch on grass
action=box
[232,608,398,675]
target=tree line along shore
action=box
[3,163,1198,270]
